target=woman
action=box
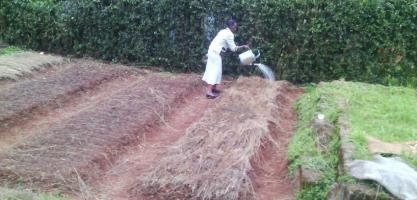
[202,19,249,99]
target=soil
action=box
[251,86,304,200]
[94,88,218,200]
[367,136,417,155]
[0,76,144,151]
[0,60,303,200]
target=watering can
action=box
[239,49,260,65]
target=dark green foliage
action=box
[1,0,416,86]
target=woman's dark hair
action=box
[227,19,237,28]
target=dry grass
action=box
[138,77,289,200]
[0,72,203,194]
[0,52,64,80]
[0,60,141,130]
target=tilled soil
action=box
[94,88,218,200]
[127,78,303,200]
[0,60,302,200]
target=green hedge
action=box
[1,0,417,86]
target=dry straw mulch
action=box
[0,52,64,80]
[138,77,288,200]
[0,60,140,130]
[0,73,203,193]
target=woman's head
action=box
[227,19,237,32]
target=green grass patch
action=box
[321,81,417,166]
[0,46,23,56]
[288,83,342,199]
[341,82,417,160]
[290,80,417,199]
[0,187,69,200]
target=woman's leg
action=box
[202,51,222,98]
[212,84,221,93]
[206,84,218,97]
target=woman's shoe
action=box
[212,88,221,94]
[206,93,218,99]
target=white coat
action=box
[202,28,238,85]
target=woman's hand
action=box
[238,45,250,51]
[241,45,250,50]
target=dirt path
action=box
[0,76,144,151]
[94,88,216,200]
[0,60,303,200]
[92,82,303,200]
[251,86,304,200]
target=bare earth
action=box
[0,59,302,200]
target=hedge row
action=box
[1,0,416,86]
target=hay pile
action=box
[0,73,203,193]
[0,60,140,130]
[139,77,286,200]
[0,52,64,80]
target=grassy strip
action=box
[289,81,417,199]
[288,84,342,199]
[0,46,23,56]
[337,81,417,166]
[0,187,68,200]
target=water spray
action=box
[238,49,275,81]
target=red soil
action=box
[251,85,304,200]
[94,87,220,200]
[0,73,204,192]
[0,61,303,200]
[0,76,142,151]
